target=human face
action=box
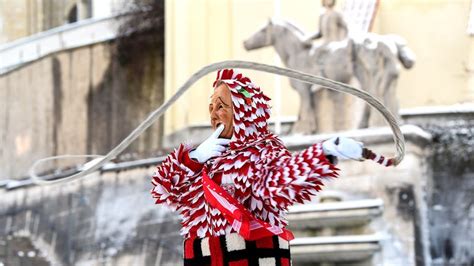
[209,83,233,139]
[322,0,335,8]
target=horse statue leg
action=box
[290,80,318,134]
[354,35,415,128]
[317,39,354,132]
[353,38,380,129]
[380,50,401,123]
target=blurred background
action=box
[0,0,473,265]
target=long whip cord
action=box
[29,60,405,185]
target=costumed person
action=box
[151,69,365,266]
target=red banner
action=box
[202,169,294,241]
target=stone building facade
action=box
[0,1,165,179]
[1,0,473,265]
[0,126,434,265]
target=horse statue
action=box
[243,18,415,134]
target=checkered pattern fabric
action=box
[183,233,291,266]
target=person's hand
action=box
[322,137,364,161]
[189,125,231,163]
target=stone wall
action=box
[403,111,474,265]
[0,126,433,265]
[0,39,165,180]
[0,165,182,266]
[0,0,83,44]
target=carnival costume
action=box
[151,69,363,266]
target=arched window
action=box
[67,4,78,23]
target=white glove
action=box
[322,137,364,161]
[189,125,231,163]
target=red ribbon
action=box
[202,169,294,241]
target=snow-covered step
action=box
[290,235,381,263]
[287,199,383,229]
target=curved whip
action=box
[29,60,405,185]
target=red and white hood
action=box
[213,69,272,150]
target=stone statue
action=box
[304,0,348,44]
[243,18,415,134]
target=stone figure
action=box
[304,0,348,44]
[243,18,415,134]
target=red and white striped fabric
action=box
[203,169,294,241]
[363,147,394,167]
[151,69,339,240]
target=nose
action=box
[210,109,218,125]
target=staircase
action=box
[287,196,384,265]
